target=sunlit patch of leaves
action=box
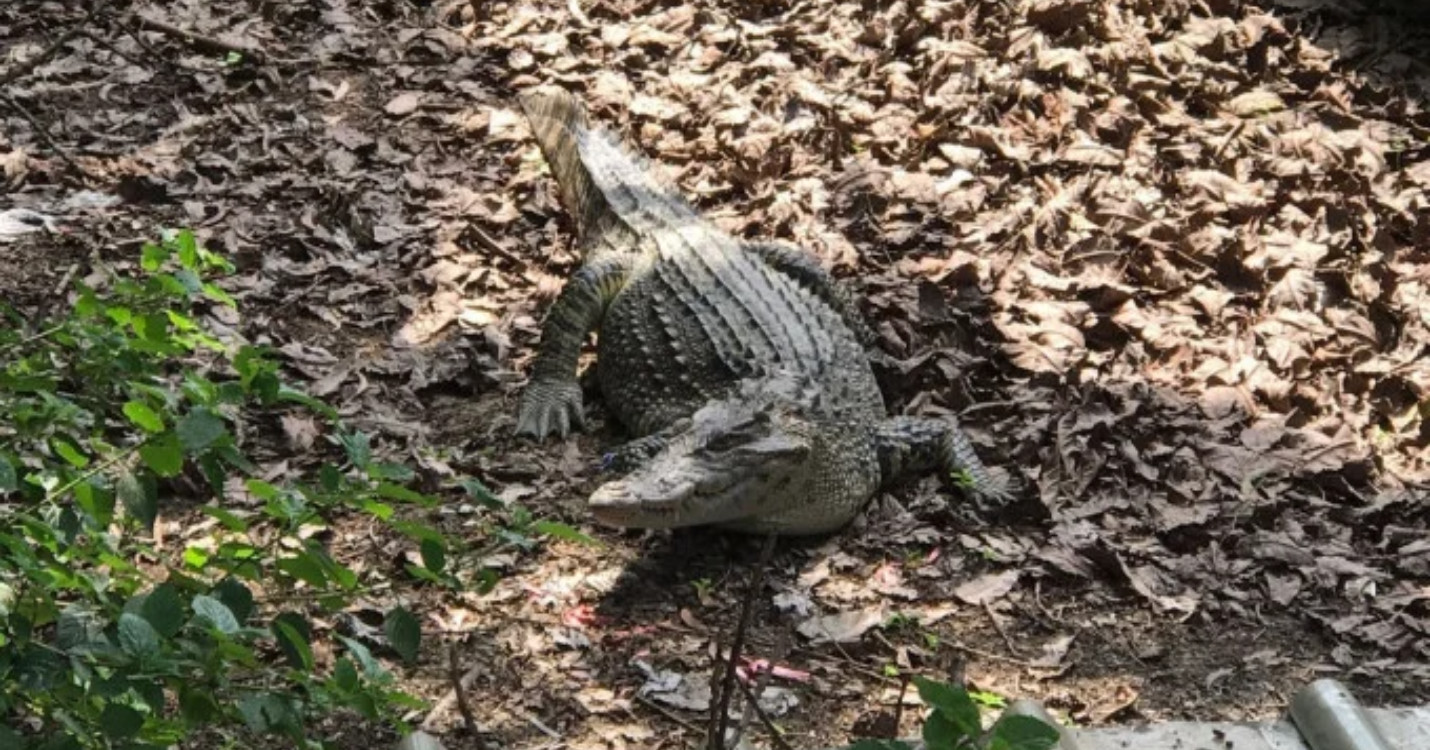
[0,230,526,748]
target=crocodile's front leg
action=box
[874,415,1018,503]
[517,255,630,440]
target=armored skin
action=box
[514,87,1011,534]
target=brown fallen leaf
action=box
[952,570,1020,606]
[795,607,886,645]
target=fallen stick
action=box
[130,13,266,64]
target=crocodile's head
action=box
[589,391,816,530]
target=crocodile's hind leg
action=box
[874,415,1017,503]
[742,241,891,361]
[517,255,631,440]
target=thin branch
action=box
[447,642,479,735]
[708,532,779,750]
[0,95,87,178]
[634,694,703,734]
[129,13,266,64]
[734,677,797,750]
[43,444,140,503]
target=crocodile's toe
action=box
[516,381,585,440]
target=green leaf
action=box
[276,553,327,588]
[191,594,240,634]
[847,742,915,750]
[173,269,204,296]
[0,456,18,492]
[203,282,236,307]
[334,657,359,691]
[368,462,415,481]
[200,504,250,532]
[987,715,1062,750]
[117,470,158,531]
[419,538,446,574]
[99,702,144,739]
[244,479,280,501]
[375,481,434,505]
[534,520,599,546]
[212,578,255,623]
[237,692,299,735]
[118,612,161,658]
[176,408,227,453]
[458,477,503,509]
[915,676,981,740]
[179,684,219,723]
[122,400,166,433]
[970,690,1006,708]
[139,432,184,477]
[134,312,172,345]
[384,606,421,665]
[140,241,169,271]
[922,712,964,750]
[140,583,185,638]
[174,229,199,269]
[272,614,314,670]
[336,635,384,679]
[74,480,115,526]
[337,429,371,469]
[50,437,89,469]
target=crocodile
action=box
[513,86,1013,535]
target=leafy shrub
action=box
[848,676,1061,750]
[0,230,485,748]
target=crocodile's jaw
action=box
[589,433,812,530]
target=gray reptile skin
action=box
[514,87,1011,534]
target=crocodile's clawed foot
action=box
[956,465,1026,511]
[516,380,585,440]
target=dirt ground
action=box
[2,0,1429,748]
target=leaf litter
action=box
[1,0,1428,747]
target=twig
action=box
[422,657,484,731]
[0,95,87,177]
[114,20,207,72]
[466,222,528,267]
[891,673,911,738]
[707,532,779,750]
[130,13,266,64]
[43,444,140,503]
[734,677,796,750]
[982,601,1021,657]
[0,3,106,87]
[73,29,150,69]
[634,694,704,735]
[447,642,479,735]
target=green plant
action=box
[0,230,501,748]
[848,676,1060,750]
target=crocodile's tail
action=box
[518,86,695,243]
